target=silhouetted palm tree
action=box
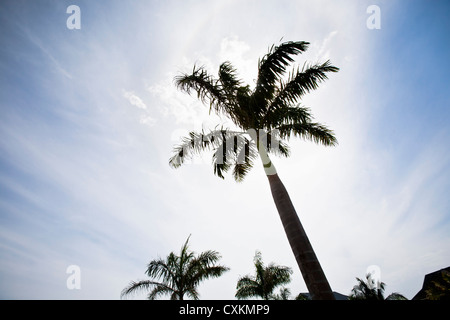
[235,251,292,300]
[121,236,229,300]
[272,287,292,300]
[170,40,338,299]
[349,274,407,300]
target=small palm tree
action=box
[235,251,292,300]
[349,274,407,300]
[271,287,292,300]
[121,236,229,300]
[170,40,338,300]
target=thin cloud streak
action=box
[23,28,73,79]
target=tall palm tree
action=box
[349,274,408,300]
[121,236,229,300]
[235,251,293,300]
[169,40,339,299]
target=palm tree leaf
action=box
[183,286,201,300]
[170,128,256,180]
[232,136,258,182]
[218,61,241,94]
[175,65,230,115]
[265,131,290,158]
[232,161,252,182]
[169,131,208,168]
[169,290,183,300]
[169,129,234,168]
[269,60,339,112]
[147,284,175,300]
[195,250,221,266]
[121,280,171,299]
[145,253,180,288]
[270,287,292,300]
[209,130,258,180]
[212,133,233,179]
[235,276,262,300]
[277,122,338,146]
[264,105,313,129]
[266,263,293,286]
[254,41,309,106]
[190,264,230,288]
[175,65,222,104]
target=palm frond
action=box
[146,257,176,283]
[232,136,258,182]
[235,276,263,300]
[218,61,241,94]
[266,263,293,287]
[195,250,221,266]
[254,41,309,105]
[170,290,183,300]
[169,128,254,180]
[183,287,201,300]
[183,129,256,181]
[277,122,338,146]
[169,129,231,168]
[211,130,234,179]
[121,280,167,299]
[169,131,206,168]
[147,284,175,300]
[265,131,290,158]
[175,65,228,115]
[269,60,339,112]
[264,105,313,129]
[190,263,230,288]
[232,159,253,182]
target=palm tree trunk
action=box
[256,141,334,300]
[267,173,335,300]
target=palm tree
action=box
[349,274,408,300]
[272,287,292,300]
[121,236,229,300]
[235,251,292,300]
[170,40,339,299]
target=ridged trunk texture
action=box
[267,173,335,300]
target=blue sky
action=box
[0,0,449,299]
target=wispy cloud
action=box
[123,90,156,126]
[23,28,73,79]
[313,30,339,62]
[123,90,147,110]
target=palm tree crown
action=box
[235,251,293,300]
[121,236,229,300]
[170,40,338,181]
